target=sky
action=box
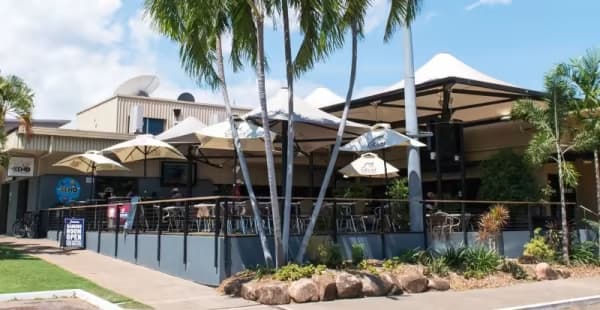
[1,0,599,120]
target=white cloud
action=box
[465,0,512,11]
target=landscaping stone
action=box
[312,274,337,301]
[360,273,391,296]
[218,274,253,296]
[335,272,363,299]
[288,278,319,303]
[380,272,403,296]
[240,280,259,301]
[556,269,571,279]
[518,255,537,264]
[535,263,558,280]
[256,281,290,305]
[428,278,451,291]
[366,259,384,267]
[397,273,429,293]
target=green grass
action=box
[0,245,150,309]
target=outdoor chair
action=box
[350,201,371,233]
[295,200,313,234]
[195,205,214,232]
[239,201,256,234]
[427,211,460,239]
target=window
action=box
[143,118,165,135]
[161,162,196,187]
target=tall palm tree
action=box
[295,0,421,262]
[144,0,274,265]
[0,73,34,165]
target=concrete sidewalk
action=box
[0,236,256,310]
[3,236,600,310]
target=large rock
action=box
[256,281,290,305]
[360,273,391,297]
[241,281,259,301]
[288,278,319,303]
[535,263,558,281]
[397,274,429,293]
[427,278,450,291]
[335,272,363,299]
[312,274,337,301]
[380,272,403,296]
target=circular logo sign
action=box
[56,177,81,203]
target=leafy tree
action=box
[478,150,540,201]
[512,65,585,263]
[0,73,34,165]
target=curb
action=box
[498,295,600,310]
[0,289,122,310]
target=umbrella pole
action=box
[90,164,96,202]
[187,146,194,198]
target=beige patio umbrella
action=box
[53,150,129,200]
[338,152,399,178]
[103,134,186,177]
[195,115,276,152]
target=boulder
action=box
[535,263,558,281]
[360,273,391,297]
[397,274,429,293]
[312,274,337,301]
[240,281,259,301]
[427,278,450,291]
[256,281,290,305]
[335,272,363,299]
[288,278,319,303]
[556,269,571,279]
[518,255,537,264]
[380,272,403,296]
[366,259,384,267]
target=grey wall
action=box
[5,182,19,233]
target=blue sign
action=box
[56,177,81,203]
[62,217,85,249]
[124,196,140,231]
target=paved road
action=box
[3,236,600,310]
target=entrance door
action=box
[0,184,9,233]
[16,180,29,219]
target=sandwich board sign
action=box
[61,218,85,249]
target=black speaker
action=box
[422,121,464,172]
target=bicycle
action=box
[12,212,37,238]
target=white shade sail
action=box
[53,150,129,173]
[103,134,186,163]
[304,87,344,109]
[245,88,369,152]
[156,116,207,144]
[195,116,277,152]
[340,123,426,152]
[338,152,399,178]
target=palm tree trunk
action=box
[553,92,569,263]
[255,13,284,267]
[216,35,273,267]
[281,0,295,262]
[594,149,600,257]
[296,25,359,262]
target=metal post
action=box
[403,25,424,233]
[187,146,194,198]
[114,204,120,257]
[97,207,102,253]
[183,203,189,265]
[157,204,163,263]
[528,204,534,238]
[224,199,231,277]
[309,153,315,197]
[214,198,222,268]
[134,204,140,261]
[459,122,467,246]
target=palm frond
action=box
[384,0,422,42]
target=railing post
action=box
[214,198,222,269]
[422,200,428,249]
[528,203,534,239]
[114,204,120,257]
[462,201,468,246]
[134,204,140,261]
[224,198,231,278]
[157,204,163,264]
[331,201,338,243]
[97,207,102,253]
[183,202,189,265]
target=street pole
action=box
[403,25,424,232]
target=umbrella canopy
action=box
[195,116,277,152]
[245,88,369,152]
[340,123,426,152]
[339,152,399,178]
[53,150,129,173]
[103,134,186,163]
[156,116,207,144]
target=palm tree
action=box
[295,0,421,262]
[0,73,34,165]
[144,0,274,266]
[512,66,583,263]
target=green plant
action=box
[382,257,402,271]
[570,241,599,265]
[358,260,378,274]
[478,150,540,201]
[425,257,449,277]
[523,228,555,262]
[500,260,528,280]
[253,265,275,279]
[386,178,409,200]
[317,243,343,268]
[335,180,372,199]
[462,247,501,279]
[351,243,365,265]
[273,264,324,281]
[397,248,431,265]
[438,246,467,270]
[478,205,510,252]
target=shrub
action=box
[570,241,599,265]
[500,260,528,280]
[462,247,501,279]
[382,257,402,271]
[351,243,365,265]
[273,264,326,281]
[317,243,343,268]
[478,205,510,252]
[425,257,450,277]
[397,248,431,265]
[523,228,555,262]
[438,246,467,270]
[478,150,540,201]
[358,260,378,274]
